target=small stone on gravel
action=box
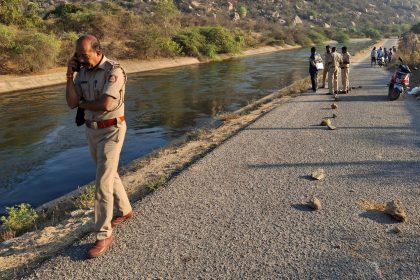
[389,226,402,234]
[308,197,322,210]
[331,103,338,109]
[327,124,336,130]
[320,119,332,126]
[384,199,407,222]
[311,169,326,180]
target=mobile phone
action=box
[72,53,81,72]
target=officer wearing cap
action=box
[340,46,351,94]
[66,35,133,258]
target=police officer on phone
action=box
[66,35,133,258]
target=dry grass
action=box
[397,32,420,67]
[216,112,241,121]
[357,199,386,212]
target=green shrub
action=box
[307,29,327,44]
[174,26,243,58]
[200,26,242,53]
[232,28,246,46]
[49,3,83,18]
[58,31,79,65]
[0,203,38,233]
[0,0,42,28]
[173,31,206,56]
[158,38,182,57]
[239,6,248,18]
[18,2,42,28]
[0,24,16,48]
[132,26,181,58]
[148,0,181,34]
[201,43,218,59]
[13,32,61,72]
[332,32,350,44]
[362,27,382,40]
[293,31,312,46]
[268,26,295,45]
[48,4,108,39]
[74,184,96,210]
[0,0,22,25]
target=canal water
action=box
[0,40,373,212]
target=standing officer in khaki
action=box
[322,45,332,88]
[66,35,133,258]
[328,46,343,99]
[340,46,351,94]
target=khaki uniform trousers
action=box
[341,67,350,92]
[328,66,339,94]
[86,121,132,240]
[322,68,329,87]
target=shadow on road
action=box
[248,160,420,185]
[291,204,314,212]
[359,210,400,225]
[293,94,387,102]
[245,126,412,131]
[338,94,388,102]
[404,97,420,149]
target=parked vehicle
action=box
[388,58,411,101]
[377,56,385,67]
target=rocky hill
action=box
[35,0,419,29]
[1,0,418,74]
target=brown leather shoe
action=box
[111,211,133,227]
[87,236,114,258]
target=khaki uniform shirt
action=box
[75,56,126,121]
[341,52,351,68]
[324,52,332,68]
[330,52,342,68]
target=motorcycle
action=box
[388,57,411,101]
[377,56,385,67]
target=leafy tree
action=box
[0,0,42,27]
[12,32,61,72]
[362,27,382,40]
[332,32,350,44]
[0,0,21,25]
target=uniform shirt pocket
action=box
[80,82,90,99]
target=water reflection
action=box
[0,40,373,211]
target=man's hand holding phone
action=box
[66,53,80,80]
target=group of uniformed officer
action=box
[321,45,352,99]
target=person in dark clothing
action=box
[309,46,322,92]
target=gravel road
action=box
[23,39,420,279]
